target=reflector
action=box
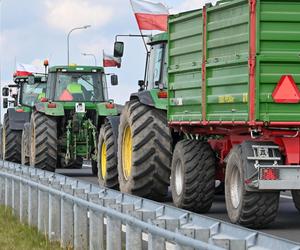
[260,168,278,180]
[272,75,300,103]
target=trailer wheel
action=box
[30,112,57,172]
[118,100,172,201]
[2,113,21,163]
[97,121,119,189]
[225,144,280,228]
[21,123,31,165]
[171,140,216,213]
[292,190,300,212]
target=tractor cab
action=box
[14,74,47,109]
[46,65,108,103]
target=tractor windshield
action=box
[21,82,47,107]
[146,43,167,89]
[53,72,106,102]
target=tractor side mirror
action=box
[138,80,145,92]
[111,75,119,86]
[114,41,124,58]
[3,98,8,109]
[2,87,9,97]
[28,75,35,85]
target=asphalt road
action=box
[57,166,300,243]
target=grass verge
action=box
[0,205,62,250]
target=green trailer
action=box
[168,0,300,228]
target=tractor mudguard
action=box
[35,102,65,116]
[105,116,120,152]
[130,89,167,110]
[7,108,31,130]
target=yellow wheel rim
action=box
[101,142,107,179]
[122,125,132,180]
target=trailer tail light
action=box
[272,75,300,103]
[106,103,115,109]
[48,103,57,109]
[260,168,278,180]
[16,109,24,113]
[157,91,168,99]
[40,97,48,102]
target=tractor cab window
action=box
[21,82,47,107]
[53,72,105,102]
[146,43,167,89]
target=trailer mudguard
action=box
[7,108,31,130]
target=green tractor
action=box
[26,65,121,174]
[99,33,173,200]
[0,74,47,163]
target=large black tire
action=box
[97,121,119,189]
[292,190,300,212]
[30,112,57,172]
[2,113,21,163]
[117,100,172,201]
[171,140,216,213]
[0,124,3,160]
[21,123,31,165]
[225,143,280,228]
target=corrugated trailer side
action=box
[257,0,300,122]
[168,9,203,122]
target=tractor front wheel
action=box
[21,123,31,165]
[97,121,119,189]
[117,100,172,201]
[30,112,57,172]
[1,113,21,163]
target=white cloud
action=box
[172,0,218,13]
[45,0,114,32]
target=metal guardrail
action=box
[0,161,299,250]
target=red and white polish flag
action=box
[130,0,169,31]
[15,63,37,76]
[103,52,121,68]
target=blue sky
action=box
[0,0,216,104]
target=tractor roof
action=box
[49,65,104,73]
[148,32,168,45]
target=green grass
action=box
[0,206,62,250]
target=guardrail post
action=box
[5,175,12,208]
[61,184,74,249]
[38,178,50,236]
[123,204,142,250]
[0,170,5,205]
[88,193,104,250]
[28,175,39,227]
[19,178,29,223]
[148,234,165,250]
[12,170,20,216]
[74,188,88,250]
[49,180,61,242]
[107,203,122,250]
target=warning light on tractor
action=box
[272,75,300,103]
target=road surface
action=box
[57,166,300,243]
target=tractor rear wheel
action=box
[30,112,57,172]
[117,100,172,201]
[292,190,300,212]
[225,143,280,228]
[21,123,31,165]
[2,113,21,163]
[97,121,119,189]
[171,140,216,213]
